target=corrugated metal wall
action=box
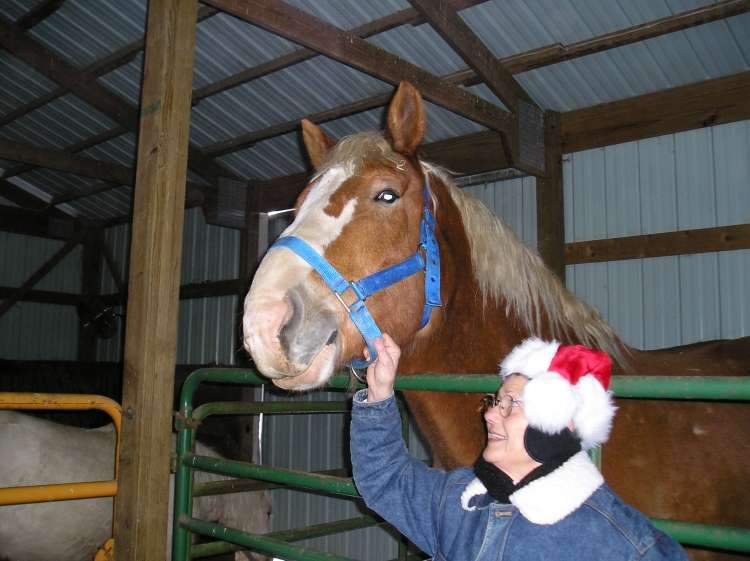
[0,231,81,359]
[97,207,242,364]
[466,120,749,349]
[563,120,750,348]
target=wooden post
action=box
[78,228,102,361]
[535,111,565,282]
[113,2,197,561]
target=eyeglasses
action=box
[479,393,523,417]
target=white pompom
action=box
[572,375,617,449]
[522,372,576,435]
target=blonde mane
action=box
[315,132,404,179]
[424,164,627,366]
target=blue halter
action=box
[270,178,441,370]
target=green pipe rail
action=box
[173,368,750,561]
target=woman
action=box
[350,334,687,561]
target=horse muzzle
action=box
[243,284,341,390]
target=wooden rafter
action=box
[0,203,80,239]
[203,0,514,136]
[0,229,85,320]
[408,0,533,112]
[0,16,230,184]
[0,139,207,210]
[0,7,218,129]
[566,224,750,264]
[560,70,750,152]
[2,127,127,180]
[6,0,742,197]
[202,0,749,160]
[15,0,66,31]
[246,71,750,213]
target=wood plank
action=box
[0,7,217,130]
[0,139,208,210]
[565,224,750,264]
[561,71,750,153]
[202,0,747,160]
[0,231,84,320]
[0,138,134,184]
[0,285,80,306]
[0,17,230,184]
[15,0,66,31]
[536,112,564,281]
[0,202,79,239]
[408,0,531,112]
[204,0,513,137]
[113,2,197,560]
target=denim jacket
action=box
[350,390,687,561]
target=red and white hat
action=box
[499,337,616,450]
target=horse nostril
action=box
[326,330,338,345]
[279,290,302,356]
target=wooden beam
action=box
[536,112,564,281]
[0,7,218,130]
[15,0,66,31]
[408,0,532,112]
[0,139,208,210]
[0,285,80,305]
[100,279,247,307]
[193,0,485,102]
[565,224,750,264]
[202,0,748,161]
[2,127,128,180]
[561,71,750,153]
[501,0,750,75]
[0,138,134,184]
[0,16,231,184]
[204,0,514,137]
[0,231,84,320]
[113,1,198,560]
[0,203,80,240]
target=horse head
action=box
[243,82,437,390]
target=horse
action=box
[0,411,270,561]
[242,81,750,560]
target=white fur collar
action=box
[460,452,603,525]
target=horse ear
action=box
[387,81,426,155]
[301,119,336,169]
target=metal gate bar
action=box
[0,392,121,506]
[173,368,750,561]
[190,515,380,559]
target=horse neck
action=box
[399,174,526,376]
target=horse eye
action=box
[374,189,399,204]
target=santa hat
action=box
[499,338,616,449]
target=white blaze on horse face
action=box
[284,166,357,247]
[243,166,358,380]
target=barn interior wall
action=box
[470,119,749,350]
[0,231,81,359]
[97,207,242,365]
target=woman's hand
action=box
[365,333,401,402]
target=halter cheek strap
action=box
[269,179,441,370]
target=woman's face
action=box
[482,374,540,482]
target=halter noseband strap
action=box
[270,178,441,370]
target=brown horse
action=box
[243,81,750,560]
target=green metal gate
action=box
[172,370,750,561]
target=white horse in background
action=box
[0,411,270,561]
